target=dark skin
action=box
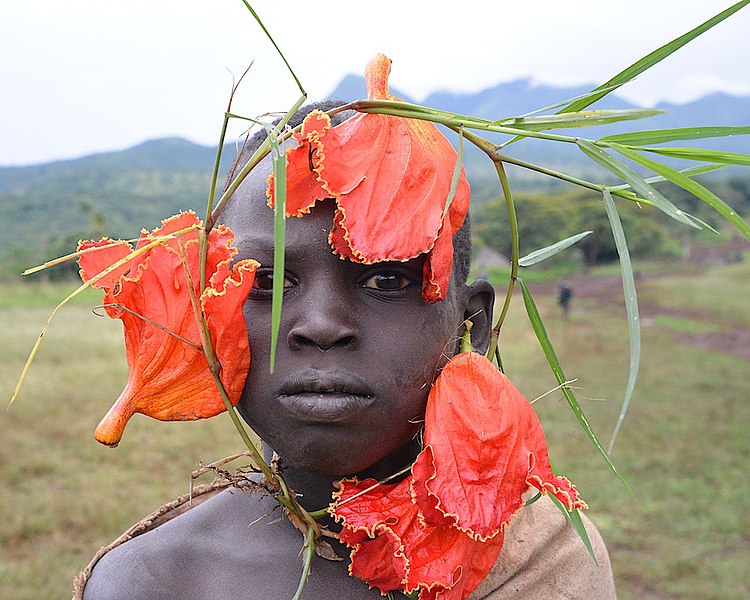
[83,157,495,599]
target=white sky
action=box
[2,1,749,166]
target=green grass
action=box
[1,264,749,599]
[0,285,249,599]
[637,259,750,325]
[652,314,724,334]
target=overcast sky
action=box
[2,1,749,166]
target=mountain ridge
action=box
[1,76,748,274]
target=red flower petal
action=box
[332,477,415,537]
[333,477,414,594]
[415,352,587,541]
[411,449,457,529]
[399,519,504,600]
[77,212,257,446]
[348,531,408,593]
[332,475,504,600]
[268,54,469,302]
[267,110,333,217]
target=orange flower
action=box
[268,54,469,302]
[331,352,586,598]
[415,352,587,542]
[334,476,504,599]
[77,212,258,446]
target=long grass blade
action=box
[550,494,598,564]
[519,231,592,267]
[209,93,306,229]
[600,126,750,146]
[514,84,622,119]
[548,458,597,564]
[607,164,725,190]
[561,0,750,112]
[601,189,641,453]
[239,1,305,94]
[22,238,140,276]
[611,144,750,241]
[518,278,632,493]
[633,146,750,167]
[576,139,698,228]
[443,127,464,217]
[498,108,663,132]
[267,124,287,373]
[9,230,196,405]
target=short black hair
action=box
[230,100,472,288]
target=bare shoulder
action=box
[82,488,380,600]
[470,495,616,600]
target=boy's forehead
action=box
[223,160,341,263]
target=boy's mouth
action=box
[276,369,375,423]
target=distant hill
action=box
[0,138,242,278]
[1,78,748,277]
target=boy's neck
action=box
[264,440,422,514]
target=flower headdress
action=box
[267,54,470,302]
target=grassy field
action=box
[1,262,749,599]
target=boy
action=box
[82,103,615,599]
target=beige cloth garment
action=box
[470,495,616,599]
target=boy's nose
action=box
[287,305,361,352]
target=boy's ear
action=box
[462,279,495,354]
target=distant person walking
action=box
[557,279,573,320]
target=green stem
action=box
[460,320,473,354]
[454,130,519,361]
[306,507,331,520]
[485,145,642,204]
[215,376,276,485]
[205,114,230,227]
[201,115,228,290]
[346,99,577,144]
[176,237,277,486]
[208,94,306,230]
[486,161,519,359]
[239,1,305,95]
[292,529,316,600]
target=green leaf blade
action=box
[635,146,750,167]
[560,0,750,113]
[600,126,750,146]
[519,231,593,267]
[268,127,287,373]
[601,189,641,453]
[577,139,698,228]
[497,108,663,132]
[611,144,750,241]
[518,279,632,494]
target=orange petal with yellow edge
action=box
[332,475,504,599]
[78,212,257,446]
[267,54,469,302]
[415,352,587,542]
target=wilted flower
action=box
[77,212,258,446]
[332,352,586,599]
[267,54,469,302]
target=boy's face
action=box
[223,158,474,477]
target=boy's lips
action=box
[276,369,375,423]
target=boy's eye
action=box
[252,270,293,292]
[359,272,413,292]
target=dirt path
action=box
[532,270,750,362]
